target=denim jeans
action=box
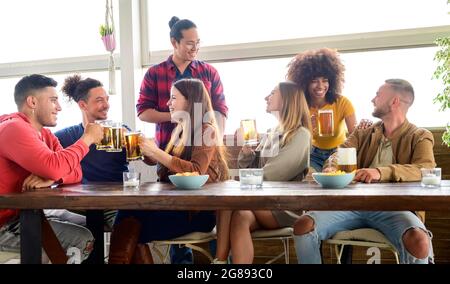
[310,146,336,172]
[293,211,434,264]
[0,210,94,263]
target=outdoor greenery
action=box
[432,0,450,146]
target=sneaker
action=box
[211,258,227,264]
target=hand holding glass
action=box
[241,119,258,146]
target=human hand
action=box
[354,168,380,183]
[81,123,103,146]
[241,144,254,155]
[22,174,55,191]
[356,119,373,130]
[322,166,338,173]
[139,137,158,157]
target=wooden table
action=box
[1,180,449,263]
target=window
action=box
[147,0,450,51]
[209,47,447,134]
[0,0,120,63]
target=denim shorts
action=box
[310,146,336,172]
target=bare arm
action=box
[345,113,357,134]
[138,108,172,124]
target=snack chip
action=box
[175,171,200,176]
[321,170,353,176]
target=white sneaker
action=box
[211,258,227,264]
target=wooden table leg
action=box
[85,210,105,264]
[20,209,42,264]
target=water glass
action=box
[420,168,441,188]
[239,168,263,189]
[123,171,141,189]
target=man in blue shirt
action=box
[54,75,127,230]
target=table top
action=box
[1,180,449,211]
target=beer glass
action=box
[95,120,113,150]
[337,147,357,173]
[318,109,334,137]
[107,122,124,152]
[124,131,143,161]
[241,119,258,146]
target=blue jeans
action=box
[310,146,336,172]
[293,211,434,264]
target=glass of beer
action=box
[241,119,258,146]
[337,147,357,173]
[107,122,124,152]
[318,109,334,137]
[95,120,113,150]
[124,131,143,161]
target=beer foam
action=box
[337,148,356,164]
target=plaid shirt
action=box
[137,56,228,150]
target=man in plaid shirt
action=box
[137,17,228,151]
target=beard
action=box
[372,105,390,118]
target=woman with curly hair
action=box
[286,48,357,171]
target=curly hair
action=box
[61,74,103,102]
[286,48,345,106]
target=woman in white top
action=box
[214,81,312,264]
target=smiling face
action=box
[33,87,62,127]
[79,87,110,122]
[265,85,283,113]
[308,77,329,101]
[172,28,200,62]
[167,86,188,119]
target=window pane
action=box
[0,0,120,63]
[147,0,450,51]
[209,47,448,134]
[0,71,122,132]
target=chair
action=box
[324,228,400,264]
[251,227,293,264]
[0,251,20,264]
[151,228,216,263]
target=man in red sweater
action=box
[0,74,103,263]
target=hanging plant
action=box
[100,0,116,95]
[100,25,116,52]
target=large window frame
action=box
[1,0,449,130]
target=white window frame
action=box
[1,0,449,129]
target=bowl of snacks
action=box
[312,170,355,189]
[168,172,209,189]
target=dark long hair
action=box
[61,74,103,102]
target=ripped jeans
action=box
[0,210,94,263]
[293,211,434,264]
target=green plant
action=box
[432,1,450,146]
[99,25,113,37]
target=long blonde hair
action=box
[277,81,312,146]
[165,78,229,180]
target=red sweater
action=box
[0,113,89,226]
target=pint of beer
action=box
[107,122,124,152]
[124,131,143,161]
[241,119,258,145]
[95,120,113,150]
[318,109,334,137]
[337,147,357,173]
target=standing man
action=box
[0,74,103,262]
[54,74,128,230]
[136,16,229,263]
[137,16,228,151]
